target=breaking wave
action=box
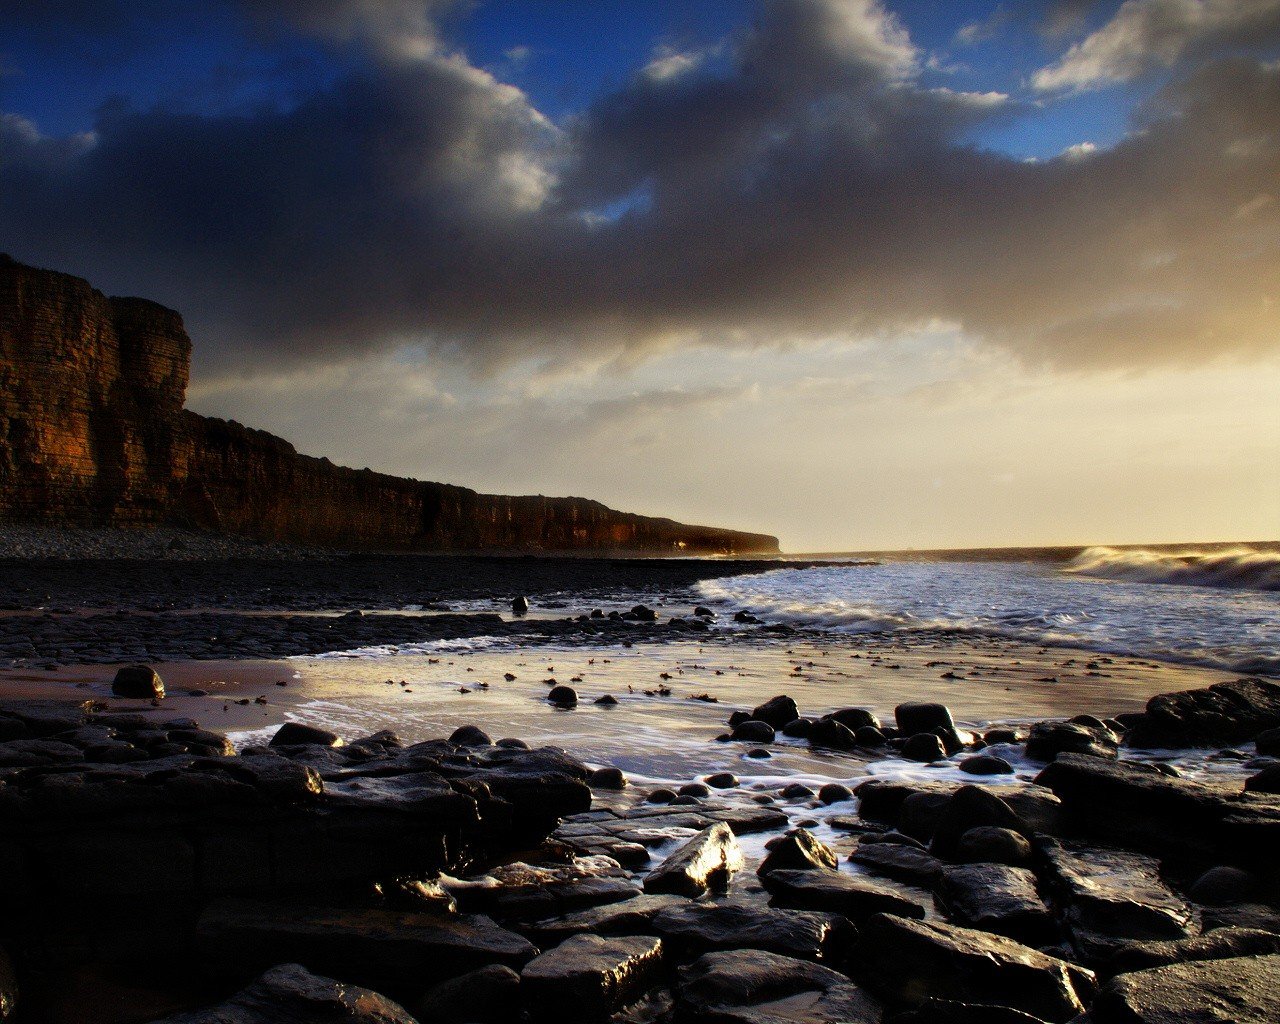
[1065,546,1280,592]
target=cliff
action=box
[0,256,779,554]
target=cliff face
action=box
[0,256,779,555]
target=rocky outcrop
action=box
[0,256,779,554]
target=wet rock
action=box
[890,1000,1051,1023]
[757,828,838,875]
[955,826,1032,866]
[1255,726,1280,755]
[652,901,852,964]
[930,786,1032,861]
[856,778,1063,837]
[855,725,887,747]
[985,728,1022,745]
[1025,720,1117,762]
[547,685,578,707]
[643,822,744,897]
[1089,953,1280,1023]
[630,605,658,622]
[896,703,963,753]
[587,767,626,790]
[850,842,945,886]
[676,949,880,1024]
[827,707,881,731]
[448,725,491,747]
[752,695,800,729]
[731,720,776,743]
[818,783,853,804]
[0,738,84,767]
[902,733,947,762]
[413,964,520,1024]
[111,664,165,700]
[527,894,687,946]
[512,596,530,615]
[704,772,739,789]
[1104,927,1280,976]
[197,898,536,999]
[269,722,342,747]
[679,783,710,798]
[1202,902,1280,933]
[1244,764,1280,792]
[521,933,664,1021]
[762,868,926,921]
[647,788,677,804]
[959,754,1013,775]
[782,717,813,738]
[1122,678,1280,749]
[1189,865,1258,905]
[858,913,1096,1023]
[780,783,814,800]
[150,963,416,1024]
[593,694,618,706]
[807,717,858,749]
[936,863,1057,944]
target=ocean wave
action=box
[1064,546,1280,592]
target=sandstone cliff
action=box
[0,256,779,554]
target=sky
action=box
[1,1,1277,552]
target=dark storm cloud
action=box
[1,0,1277,376]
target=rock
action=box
[149,963,417,1023]
[1105,927,1280,976]
[1089,954,1280,1023]
[652,902,851,964]
[858,913,1096,1023]
[705,772,739,789]
[731,720,776,743]
[890,1000,1051,1023]
[647,787,677,804]
[112,664,164,700]
[985,728,1022,745]
[197,898,535,999]
[693,606,715,618]
[855,725,887,747]
[1202,902,1280,933]
[547,685,578,707]
[856,779,1063,837]
[959,754,1013,775]
[593,694,618,706]
[1039,842,1197,962]
[1255,725,1280,755]
[643,823,744,897]
[675,949,880,1023]
[902,733,947,762]
[630,605,658,622]
[679,783,711,798]
[936,863,1057,944]
[817,783,853,804]
[780,783,814,799]
[782,718,813,738]
[761,868,926,921]
[827,707,882,731]
[896,703,963,753]
[757,828,838,875]
[1189,865,1259,905]
[1025,720,1117,762]
[521,933,664,1021]
[448,725,491,746]
[807,718,858,749]
[527,894,687,946]
[588,766,627,790]
[414,964,520,1024]
[849,842,944,886]
[1122,678,1280,749]
[1244,764,1280,792]
[512,596,530,615]
[955,826,1032,866]
[752,695,800,729]
[930,786,1031,861]
[269,722,342,747]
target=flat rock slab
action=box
[652,902,850,964]
[1123,678,1280,749]
[1090,953,1280,1023]
[936,863,1057,945]
[761,868,926,921]
[849,842,945,885]
[858,912,1095,1024]
[643,822,744,897]
[527,894,688,946]
[150,963,416,1024]
[1105,927,1280,976]
[676,949,880,1024]
[197,898,535,1000]
[521,933,664,1021]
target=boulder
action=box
[959,754,1013,775]
[1255,725,1280,755]
[675,949,880,1023]
[761,868,926,921]
[1244,765,1280,792]
[935,864,1057,945]
[547,685,578,707]
[653,902,852,963]
[269,722,341,747]
[1122,678,1280,749]
[643,823,743,897]
[111,664,165,700]
[1025,721,1117,762]
[902,733,947,762]
[1089,954,1280,1023]
[1105,927,1280,976]
[752,695,800,729]
[827,707,881,732]
[731,720,776,743]
[955,826,1032,866]
[527,894,687,947]
[413,964,520,1024]
[930,786,1031,861]
[149,964,416,1024]
[757,828,838,875]
[448,725,491,747]
[849,842,944,886]
[512,596,530,615]
[588,766,627,790]
[807,718,858,750]
[817,783,853,805]
[521,934,664,1021]
[895,703,963,753]
[1189,865,1258,905]
[857,913,1095,1023]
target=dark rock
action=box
[521,933,664,1021]
[808,717,858,749]
[547,685,578,707]
[150,963,417,1023]
[752,695,800,729]
[1105,927,1280,976]
[936,863,1057,944]
[1202,902,1280,933]
[643,823,744,897]
[782,717,813,738]
[902,733,947,762]
[652,901,851,964]
[780,783,814,799]
[730,720,776,743]
[858,913,1095,1023]
[728,711,752,727]
[448,725,491,747]
[675,949,880,1024]
[855,725,887,747]
[762,868,926,921]
[1245,764,1280,792]
[1189,865,1259,905]
[705,772,739,789]
[1122,678,1280,749]
[827,707,881,732]
[112,664,165,700]
[414,964,520,1024]
[955,826,1032,866]
[1025,720,1117,762]
[931,786,1031,861]
[985,728,1022,745]
[856,779,1063,837]
[269,722,342,747]
[1089,954,1280,1023]
[897,791,955,842]
[588,766,626,790]
[593,694,618,706]
[959,754,1013,775]
[896,703,963,753]
[849,843,944,886]
[818,783,853,804]
[647,788,677,804]
[890,999,1050,1024]
[757,828,838,875]
[679,783,710,798]
[527,894,687,946]
[1255,726,1280,756]
[630,605,658,622]
[693,606,715,618]
[512,596,530,615]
